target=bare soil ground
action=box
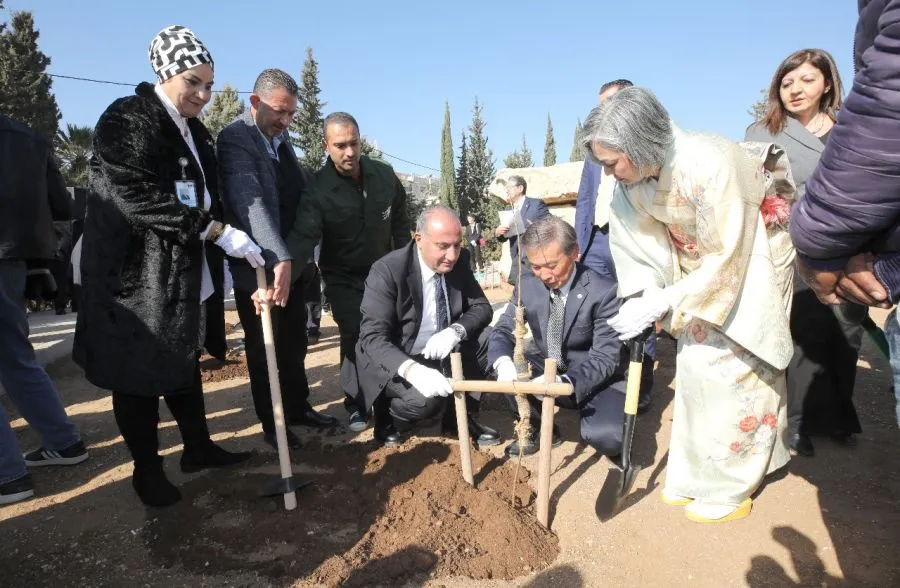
[2,287,899,587]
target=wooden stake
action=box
[451,380,572,396]
[536,359,557,528]
[257,267,297,511]
[450,352,474,486]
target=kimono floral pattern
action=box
[669,316,789,503]
[607,127,796,504]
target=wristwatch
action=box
[450,323,467,341]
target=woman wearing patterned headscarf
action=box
[74,25,263,507]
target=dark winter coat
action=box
[0,114,71,261]
[789,0,900,300]
[73,82,227,396]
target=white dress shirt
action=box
[154,84,213,302]
[411,249,451,355]
[549,267,577,309]
[398,250,452,377]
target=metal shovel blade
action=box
[260,476,313,498]
[595,462,642,521]
[596,332,648,521]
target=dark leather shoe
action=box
[288,409,339,428]
[307,330,320,345]
[789,432,814,457]
[180,443,252,473]
[263,428,303,450]
[830,430,858,446]
[133,460,181,507]
[504,427,561,457]
[445,418,502,447]
[374,424,406,448]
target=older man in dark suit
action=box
[217,69,337,451]
[356,205,501,447]
[490,215,628,457]
[495,175,551,285]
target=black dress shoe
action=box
[133,460,181,507]
[830,430,858,446]
[445,418,502,447]
[180,442,253,473]
[789,432,815,457]
[307,330,320,345]
[263,428,303,450]
[288,409,339,428]
[374,424,406,448]
[504,427,562,458]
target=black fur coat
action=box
[74,82,227,396]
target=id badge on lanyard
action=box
[175,156,198,208]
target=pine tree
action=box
[543,114,557,166]
[466,98,498,258]
[0,10,61,138]
[438,102,457,210]
[290,47,327,169]
[55,123,93,187]
[503,134,533,168]
[748,88,768,123]
[360,135,385,162]
[201,83,244,138]
[455,132,472,217]
[569,118,585,162]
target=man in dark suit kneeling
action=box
[489,215,628,458]
[356,205,501,447]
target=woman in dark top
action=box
[746,48,863,457]
[75,26,266,507]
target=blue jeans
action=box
[883,308,900,429]
[0,260,80,484]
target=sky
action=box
[6,0,859,176]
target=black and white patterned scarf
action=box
[148,25,213,81]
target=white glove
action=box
[422,326,461,360]
[215,226,265,268]
[607,286,670,341]
[404,362,453,398]
[530,374,563,400]
[531,374,563,384]
[495,357,518,382]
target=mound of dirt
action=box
[146,440,559,586]
[199,354,249,383]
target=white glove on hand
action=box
[495,357,518,382]
[215,226,265,268]
[531,374,563,384]
[404,362,453,398]
[607,286,670,341]
[530,374,563,400]
[422,326,461,360]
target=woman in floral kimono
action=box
[581,87,794,523]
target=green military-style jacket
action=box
[286,155,411,284]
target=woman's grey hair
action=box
[253,68,299,97]
[416,204,461,235]
[521,215,578,256]
[581,87,673,178]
